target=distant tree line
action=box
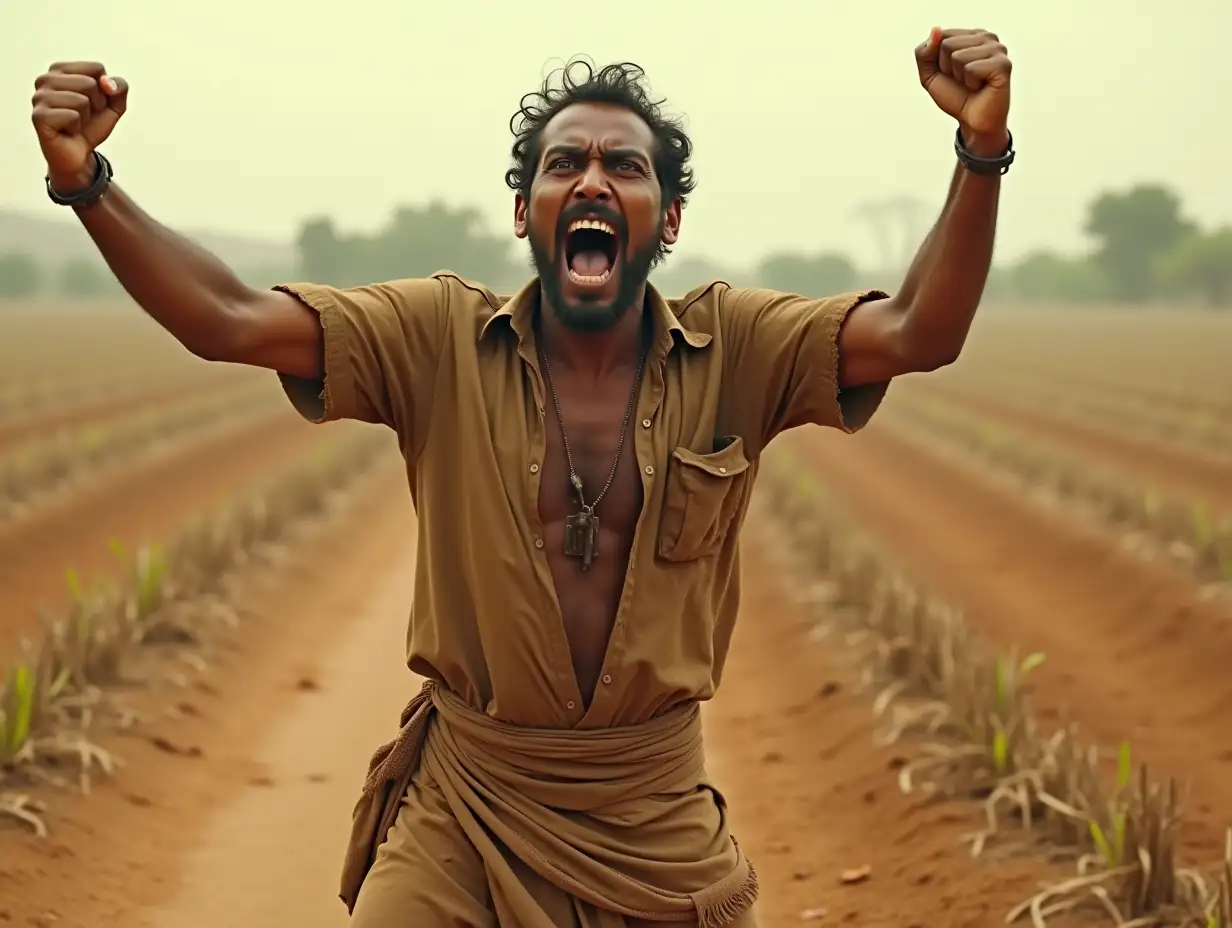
[0,253,119,300]
[985,184,1232,308]
[0,252,290,301]
[2,182,1228,308]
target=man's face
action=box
[514,102,682,333]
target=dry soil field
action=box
[0,299,1229,927]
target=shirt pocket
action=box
[657,436,753,562]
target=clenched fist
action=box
[915,27,1011,151]
[32,61,129,193]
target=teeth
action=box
[568,268,612,285]
[568,218,617,237]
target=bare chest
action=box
[537,371,646,703]
[538,386,644,532]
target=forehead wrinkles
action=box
[539,104,655,162]
[548,135,649,159]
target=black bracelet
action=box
[954,127,1015,176]
[45,150,114,209]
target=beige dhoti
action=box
[342,683,758,927]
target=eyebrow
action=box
[541,144,651,166]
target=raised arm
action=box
[836,27,1014,388]
[31,61,447,449]
[70,187,323,378]
[32,61,322,379]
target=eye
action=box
[547,156,576,171]
[618,159,644,173]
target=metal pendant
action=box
[564,509,600,570]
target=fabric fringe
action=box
[694,840,760,928]
[339,681,436,913]
[361,680,434,795]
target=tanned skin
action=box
[30,27,1012,704]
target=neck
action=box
[537,283,649,377]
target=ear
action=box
[513,192,529,239]
[660,199,682,247]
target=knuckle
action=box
[49,60,104,75]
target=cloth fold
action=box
[340,681,758,926]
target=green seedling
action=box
[1088,742,1133,867]
[1192,503,1215,549]
[134,544,169,620]
[989,651,1044,775]
[0,664,36,762]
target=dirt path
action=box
[0,462,414,927]
[136,482,418,928]
[0,485,1095,927]
[0,408,348,653]
[785,421,1232,864]
[902,380,1232,511]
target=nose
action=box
[573,160,611,202]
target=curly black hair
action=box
[504,58,697,209]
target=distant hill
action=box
[0,207,295,273]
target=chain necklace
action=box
[538,342,647,571]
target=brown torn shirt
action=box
[274,273,890,925]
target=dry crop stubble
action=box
[915,369,1232,460]
[0,383,284,521]
[0,366,268,453]
[756,447,1232,927]
[0,423,397,837]
[0,362,204,421]
[951,307,1232,399]
[880,397,1232,591]
[0,302,254,430]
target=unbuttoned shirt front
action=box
[275,272,888,731]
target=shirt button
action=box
[529,463,539,473]
[641,418,651,428]
[534,538,544,549]
[719,467,727,474]
[602,674,612,685]
[644,465,654,476]
[566,700,576,710]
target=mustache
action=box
[556,204,627,243]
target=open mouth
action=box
[563,218,620,288]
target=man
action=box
[31,28,1013,927]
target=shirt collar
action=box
[478,277,713,354]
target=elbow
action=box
[896,329,964,374]
[893,310,966,374]
[187,338,232,364]
[912,345,963,373]
[184,325,244,365]
[185,295,264,364]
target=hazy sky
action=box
[3,1,1228,272]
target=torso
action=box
[537,360,645,708]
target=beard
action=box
[528,215,662,334]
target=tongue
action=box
[569,250,612,277]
